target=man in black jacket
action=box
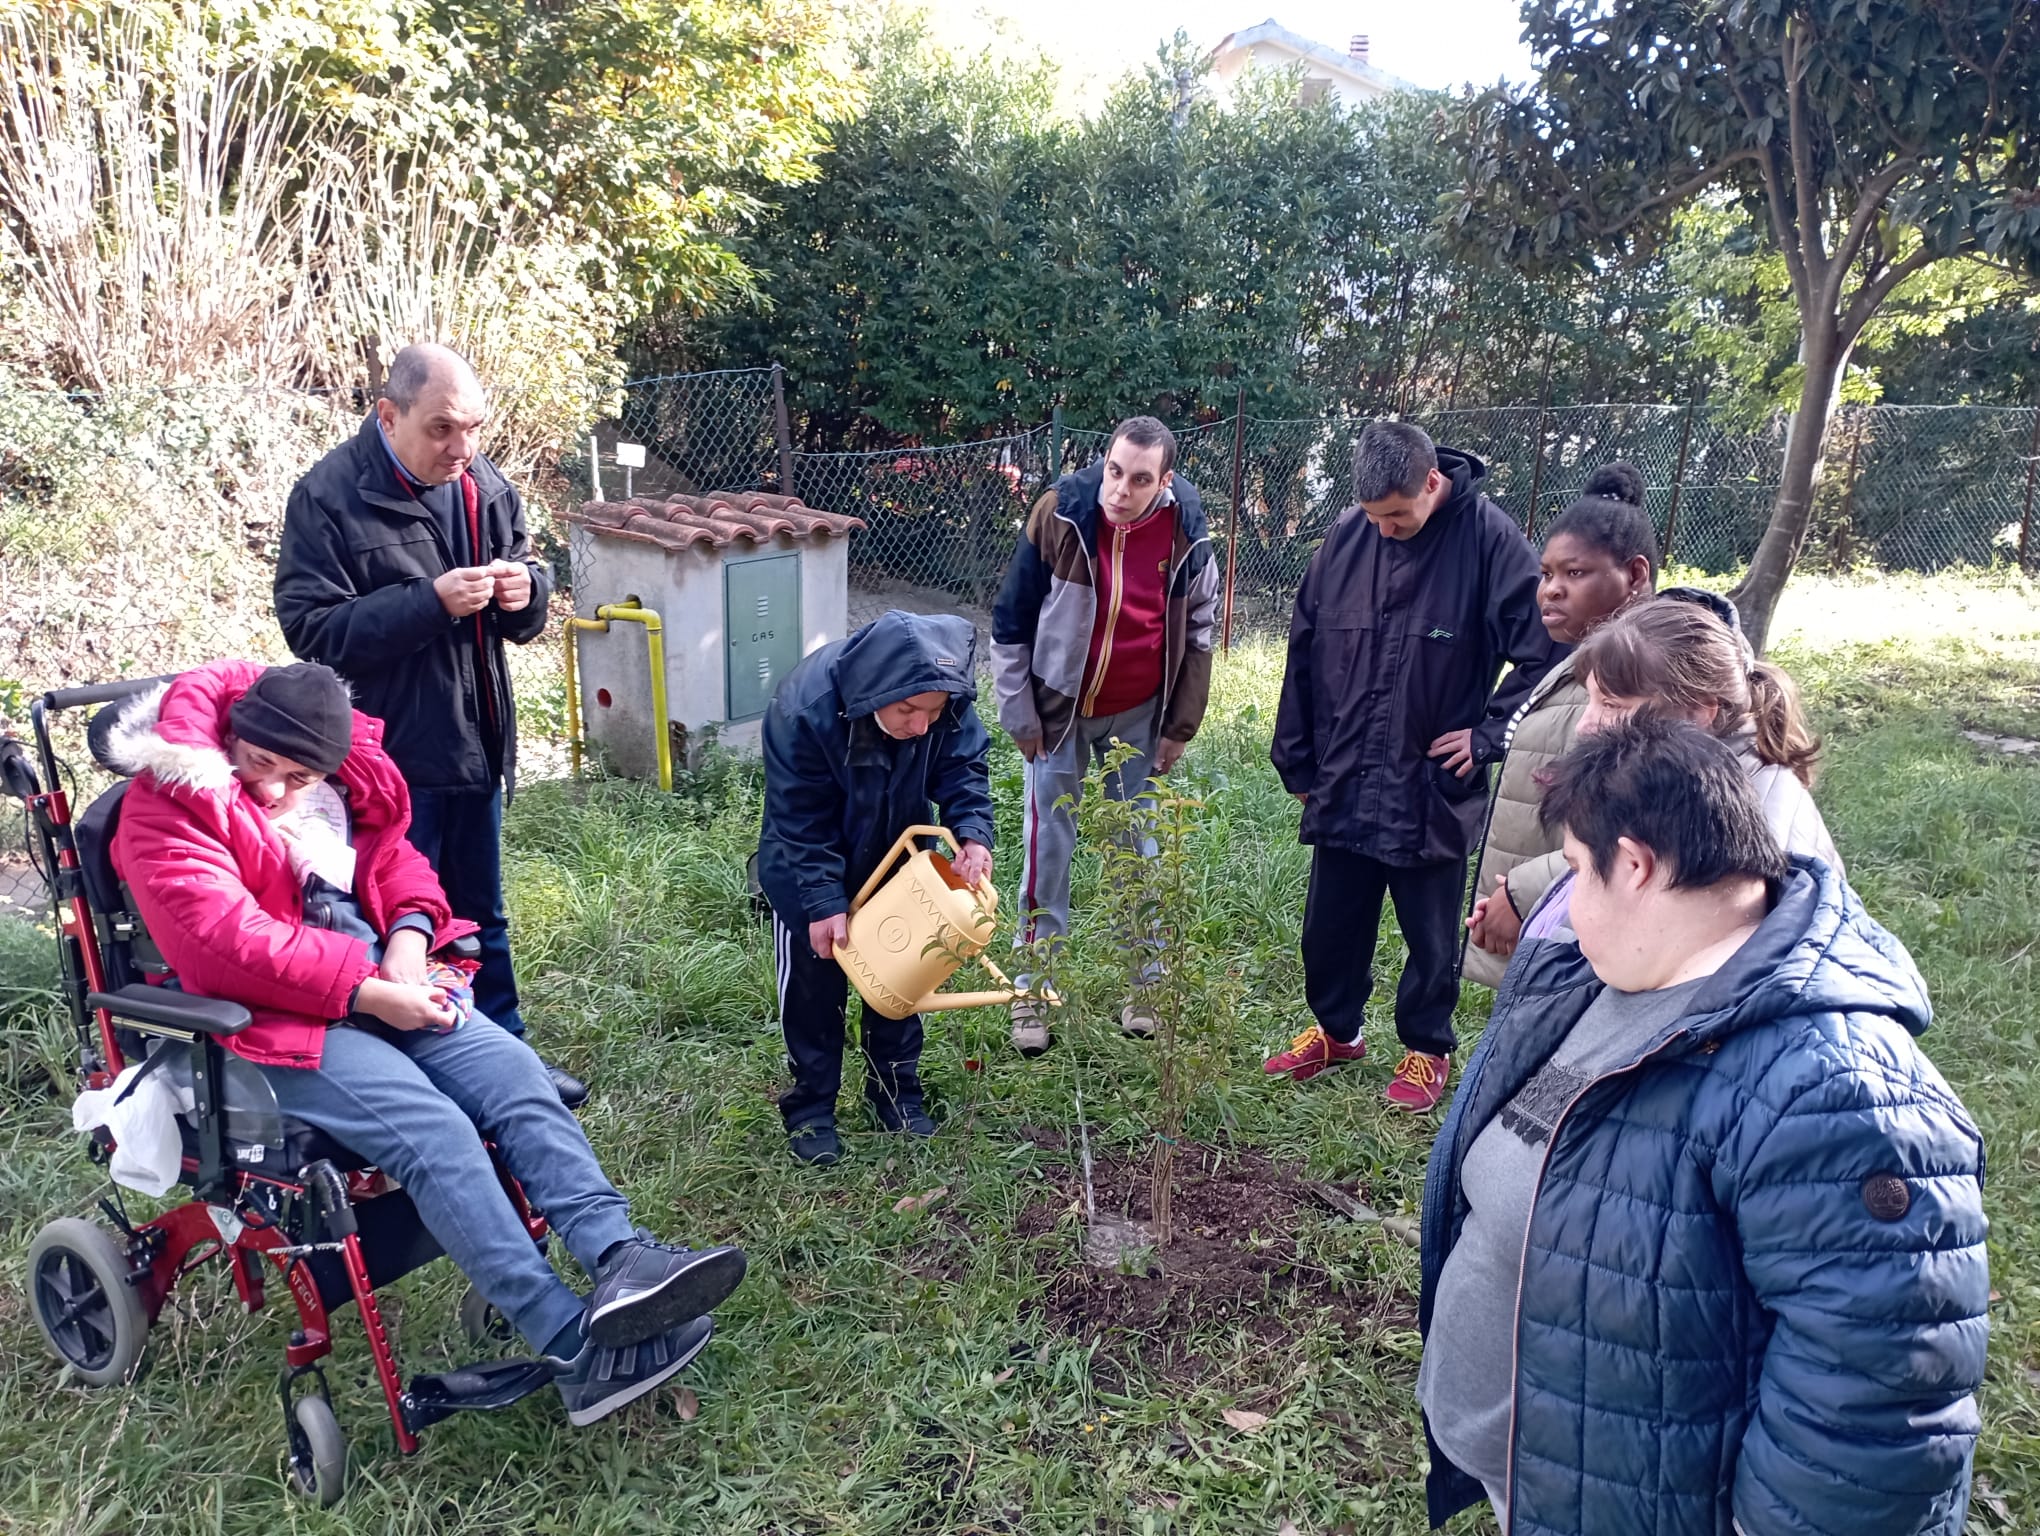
[274,344,580,1103]
[1267,422,1558,1111]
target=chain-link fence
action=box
[5,364,2037,919]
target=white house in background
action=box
[1211,19,1417,109]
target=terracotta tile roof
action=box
[565,491,864,552]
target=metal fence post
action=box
[588,431,602,501]
[1524,340,1556,538]
[2021,404,2040,570]
[771,363,797,499]
[1051,402,1064,478]
[1662,387,1700,568]
[1223,388,1245,652]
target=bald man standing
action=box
[275,344,583,1107]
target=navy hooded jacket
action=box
[1420,857,1988,1535]
[756,611,995,929]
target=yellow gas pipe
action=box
[564,599,672,793]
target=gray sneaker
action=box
[553,1315,713,1427]
[1011,998,1051,1056]
[1119,1001,1158,1038]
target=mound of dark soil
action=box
[1017,1141,1412,1383]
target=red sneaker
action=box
[1263,1024,1367,1083]
[1384,1050,1452,1113]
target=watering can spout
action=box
[833,824,1056,1020]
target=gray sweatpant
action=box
[1015,697,1162,978]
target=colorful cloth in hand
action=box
[424,961,478,1033]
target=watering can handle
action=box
[846,824,994,913]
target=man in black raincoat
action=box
[1268,422,1559,1111]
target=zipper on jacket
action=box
[1046,503,1096,753]
[1498,1027,1694,1533]
[1080,520,1133,716]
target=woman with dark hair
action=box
[1459,463,1657,986]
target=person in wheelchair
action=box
[106,659,747,1424]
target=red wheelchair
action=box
[7,676,555,1505]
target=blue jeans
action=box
[256,1017,634,1352]
[409,787,524,1035]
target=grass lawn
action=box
[1,568,2036,1534]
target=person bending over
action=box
[755,611,994,1168]
[109,660,747,1425]
[1418,716,1986,1534]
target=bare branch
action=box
[1824,157,1919,313]
[1839,242,1944,343]
[1783,25,1828,291]
[1590,152,1765,239]
[1716,22,1811,307]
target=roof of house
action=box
[1211,18,1421,95]
[566,491,865,552]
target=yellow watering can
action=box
[835,825,1039,1020]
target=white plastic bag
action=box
[72,1060,186,1197]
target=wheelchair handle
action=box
[40,674,178,713]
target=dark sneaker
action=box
[585,1229,748,1349]
[553,1315,713,1427]
[789,1122,844,1166]
[870,1100,936,1137]
[541,1058,590,1110]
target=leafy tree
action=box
[1667,197,2040,422]
[1451,0,2040,651]
[425,0,863,312]
[701,25,1380,444]
[1313,90,1692,415]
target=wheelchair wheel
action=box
[26,1217,150,1387]
[286,1394,347,1507]
[458,1283,515,1345]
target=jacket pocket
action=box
[348,523,443,589]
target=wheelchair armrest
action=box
[89,984,253,1037]
[440,934,481,962]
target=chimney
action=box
[1349,33,1370,65]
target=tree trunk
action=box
[1729,325,1849,655]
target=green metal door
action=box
[724,553,802,721]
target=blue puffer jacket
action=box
[756,611,994,928]
[1420,858,1989,1535]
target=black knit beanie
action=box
[229,664,354,775]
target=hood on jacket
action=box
[1433,445,1490,513]
[103,659,384,803]
[1698,854,1931,1040]
[832,611,979,718]
[1511,856,1932,1047]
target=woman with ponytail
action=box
[1460,463,1656,985]
[1501,597,1842,954]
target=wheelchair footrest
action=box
[400,1357,556,1433]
